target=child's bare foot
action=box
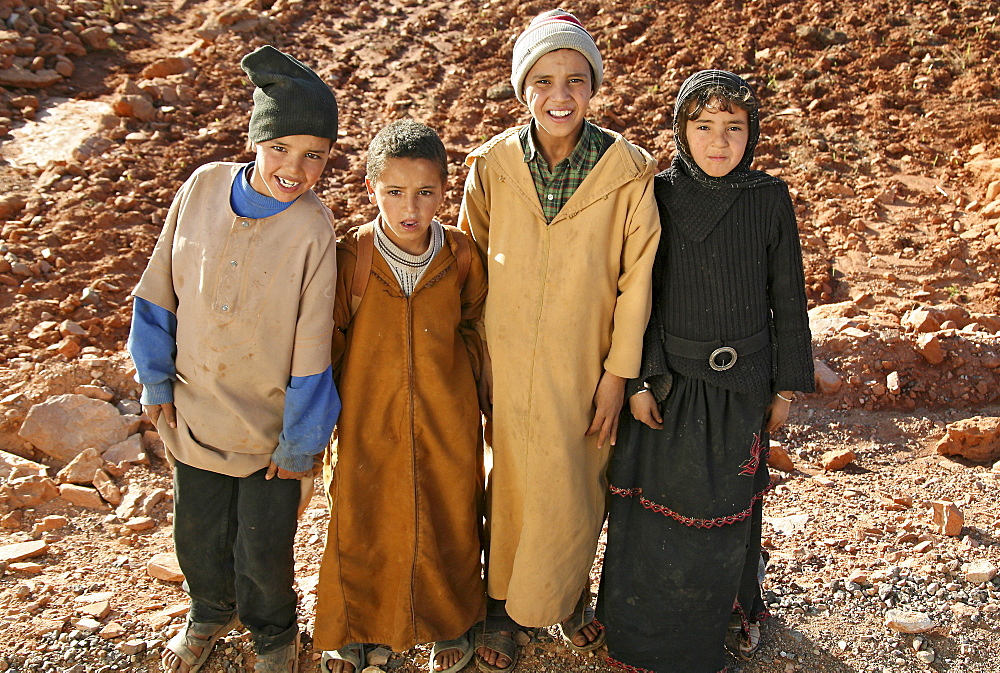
[474,631,516,670]
[433,644,463,670]
[162,616,238,673]
[565,621,602,648]
[322,659,354,673]
[321,645,363,673]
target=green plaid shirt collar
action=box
[519,120,611,223]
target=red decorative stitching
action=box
[739,433,763,476]
[609,484,770,529]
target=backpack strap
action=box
[450,229,472,288]
[350,221,376,316]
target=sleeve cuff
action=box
[140,381,174,405]
[270,443,315,473]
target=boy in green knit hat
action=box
[128,45,341,673]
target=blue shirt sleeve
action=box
[271,365,341,472]
[127,297,178,405]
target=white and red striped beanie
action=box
[510,9,603,105]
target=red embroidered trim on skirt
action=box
[606,658,725,673]
[609,483,770,529]
[739,433,763,476]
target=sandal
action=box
[726,620,761,661]
[254,631,299,672]
[473,630,518,673]
[321,643,364,673]
[556,591,606,653]
[162,613,240,673]
[431,631,474,672]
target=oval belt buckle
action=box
[709,346,737,371]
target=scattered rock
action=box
[0,450,48,480]
[913,333,945,365]
[813,358,843,394]
[821,448,856,471]
[767,441,795,472]
[58,484,109,510]
[93,469,122,505]
[935,416,1000,463]
[102,434,148,465]
[367,647,392,666]
[56,447,104,484]
[18,394,136,463]
[965,559,998,584]
[1,475,60,508]
[929,500,964,536]
[0,540,48,564]
[884,609,935,633]
[147,552,184,582]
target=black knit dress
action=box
[596,71,815,673]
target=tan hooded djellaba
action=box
[458,126,660,627]
[313,223,488,652]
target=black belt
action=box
[660,326,770,372]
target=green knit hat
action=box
[241,45,338,144]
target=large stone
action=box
[767,441,795,472]
[0,450,47,480]
[1,475,59,508]
[821,448,856,471]
[93,469,122,505]
[929,500,964,536]
[112,94,157,122]
[141,56,193,79]
[0,540,48,564]
[103,434,148,465]
[935,416,1000,463]
[56,448,104,484]
[965,560,998,584]
[147,552,184,582]
[813,358,843,394]
[914,333,945,365]
[884,609,935,633]
[59,484,109,510]
[901,309,942,333]
[0,194,27,219]
[18,394,135,463]
[0,65,62,88]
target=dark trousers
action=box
[173,460,300,654]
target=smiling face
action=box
[366,157,445,256]
[523,49,593,159]
[249,134,332,202]
[683,99,750,178]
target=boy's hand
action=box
[143,402,176,429]
[629,390,663,430]
[478,345,494,419]
[586,371,625,449]
[265,461,311,480]
[765,392,792,433]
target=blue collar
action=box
[230,163,295,218]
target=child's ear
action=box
[364,177,376,203]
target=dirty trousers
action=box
[172,460,300,654]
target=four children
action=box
[128,18,814,673]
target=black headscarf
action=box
[658,69,780,242]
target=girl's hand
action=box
[143,402,176,429]
[765,392,793,433]
[265,461,311,480]
[586,371,625,449]
[629,390,663,430]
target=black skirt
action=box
[596,374,770,673]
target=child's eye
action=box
[388,189,401,196]
[306,152,322,160]
[419,190,434,196]
[271,145,286,152]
